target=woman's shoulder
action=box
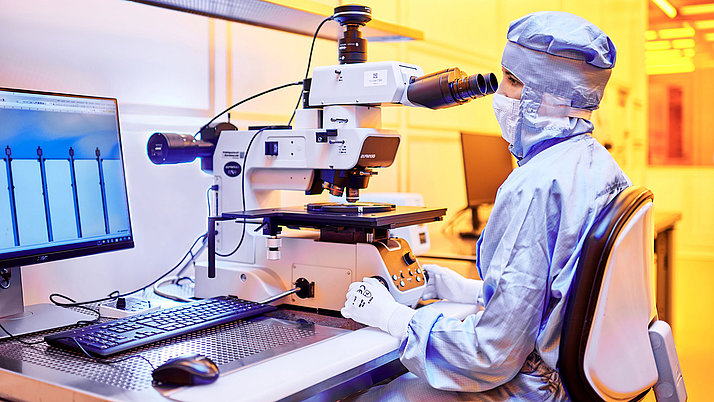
[502,135,619,197]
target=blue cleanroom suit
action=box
[342,11,631,400]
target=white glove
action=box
[421,264,483,304]
[341,277,416,338]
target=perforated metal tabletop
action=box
[0,312,347,400]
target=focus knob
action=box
[403,252,417,265]
[371,276,389,289]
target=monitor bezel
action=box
[0,86,134,269]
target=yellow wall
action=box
[645,45,714,402]
[360,2,713,398]
[356,0,648,232]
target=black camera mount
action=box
[333,5,372,64]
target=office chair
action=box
[559,186,687,401]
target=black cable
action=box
[197,81,303,138]
[0,322,47,345]
[207,186,213,216]
[45,296,102,325]
[216,128,268,258]
[173,237,207,281]
[288,15,335,126]
[64,337,156,370]
[0,316,156,370]
[49,232,208,308]
[0,297,101,345]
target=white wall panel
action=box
[0,0,211,112]
[228,22,335,121]
[0,0,214,303]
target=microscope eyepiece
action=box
[406,68,499,109]
[453,73,487,102]
[484,72,498,94]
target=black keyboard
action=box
[45,296,276,357]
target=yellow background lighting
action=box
[658,26,696,39]
[652,0,678,18]
[681,3,714,15]
[672,38,696,48]
[646,49,685,60]
[694,19,714,29]
[647,63,695,74]
[646,40,671,51]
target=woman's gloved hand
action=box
[421,264,483,304]
[341,277,416,338]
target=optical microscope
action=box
[147,5,497,312]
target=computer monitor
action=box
[0,87,134,339]
[460,132,514,236]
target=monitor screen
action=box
[460,132,513,207]
[0,87,134,268]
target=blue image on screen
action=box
[0,96,131,254]
[75,159,106,238]
[45,160,78,242]
[103,159,131,234]
[1,109,120,160]
[13,160,49,247]
[0,160,14,249]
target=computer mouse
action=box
[152,354,220,386]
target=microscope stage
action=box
[306,202,395,214]
[223,205,446,230]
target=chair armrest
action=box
[649,320,687,402]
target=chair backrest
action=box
[560,186,658,401]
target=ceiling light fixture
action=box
[646,40,671,51]
[681,3,714,15]
[672,38,696,48]
[646,49,685,60]
[652,0,678,18]
[658,26,696,39]
[647,62,695,75]
[694,19,714,29]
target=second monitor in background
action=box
[460,132,514,238]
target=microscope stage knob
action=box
[403,252,417,265]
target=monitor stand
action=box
[0,266,93,340]
[458,205,485,240]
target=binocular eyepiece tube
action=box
[406,68,498,110]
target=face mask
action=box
[492,93,520,146]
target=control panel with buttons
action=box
[372,238,425,292]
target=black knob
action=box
[295,277,315,298]
[403,252,417,265]
[116,297,126,309]
[371,276,389,289]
